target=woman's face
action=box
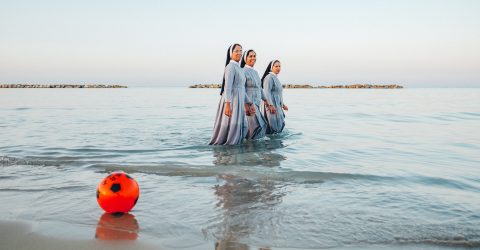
[272,61,281,74]
[246,51,256,67]
[231,45,242,62]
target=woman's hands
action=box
[266,103,276,114]
[224,102,232,117]
[226,102,256,117]
[245,103,256,116]
[264,102,287,114]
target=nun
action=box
[261,60,288,134]
[209,44,254,145]
[241,49,269,140]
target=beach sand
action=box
[2,220,468,250]
[0,220,157,250]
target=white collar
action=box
[245,65,253,69]
[269,72,277,76]
[230,60,240,66]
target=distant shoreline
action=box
[0,84,128,88]
[189,84,403,89]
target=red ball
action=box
[96,171,140,213]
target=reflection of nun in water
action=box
[212,174,283,250]
[241,49,268,140]
[209,139,287,249]
[212,139,286,167]
[210,44,253,145]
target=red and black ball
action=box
[96,171,139,213]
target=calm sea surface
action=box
[1,87,479,249]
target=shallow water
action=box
[1,87,480,249]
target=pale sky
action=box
[1,0,479,87]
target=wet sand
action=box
[2,220,469,250]
[0,220,157,250]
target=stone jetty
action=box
[189,83,403,89]
[0,84,128,88]
[189,84,222,88]
[285,84,403,89]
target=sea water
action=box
[1,87,479,249]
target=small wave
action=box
[348,112,376,118]
[42,146,212,154]
[450,142,479,150]
[427,112,480,122]
[0,185,85,192]
[86,162,480,192]
[88,163,396,184]
[14,107,31,111]
[408,175,480,192]
[61,148,161,153]
[168,105,206,109]
[461,112,480,117]
[0,156,63,167]
[394,236,480,248]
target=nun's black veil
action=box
[220,43,241,96]
[261,60,279,88]
[240,49,255,68]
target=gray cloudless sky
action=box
[1,0,480,87]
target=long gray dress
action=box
[244,66,267,140]
[262,72,285,134]
[209,60,251,145]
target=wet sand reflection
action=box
[95,213,139,241]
